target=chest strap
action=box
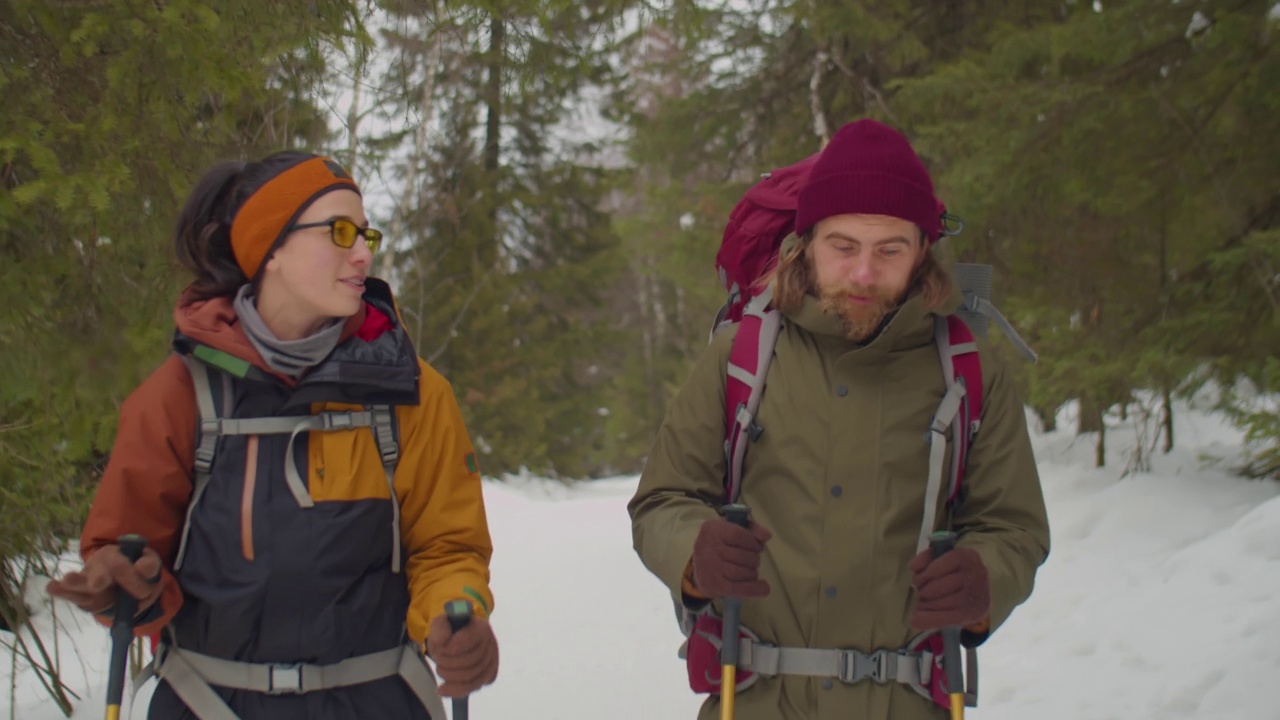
[142,642,446,720]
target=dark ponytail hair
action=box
[173,151,317,302]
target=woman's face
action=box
[257,189,375,338]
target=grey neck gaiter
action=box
[233,285,345,378]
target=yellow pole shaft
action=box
[106,704,122,720]
[720,666,737,720]
[950,692,965,720]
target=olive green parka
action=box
[629,291,1050,720]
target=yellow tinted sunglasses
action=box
[289,217,383,253]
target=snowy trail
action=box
[5,403,1279,719]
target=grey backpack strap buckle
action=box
[840,648,889,684]
[262,663,302,695]
[839,647,931,686]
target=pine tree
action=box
[890,0,1279,466]
[0,2,364,705]
[368,0,634,477]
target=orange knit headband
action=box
[229,156,361,279]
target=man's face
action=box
[808,213,926,341]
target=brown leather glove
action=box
[908,546,991,631]
[46,544,164,616]
[427,612,499,697]
[689,518,773,599]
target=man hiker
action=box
[628,118,1050,719]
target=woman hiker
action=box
[48,151,499,720]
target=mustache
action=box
[822,284,896,303]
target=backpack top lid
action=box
[713,153,820,328]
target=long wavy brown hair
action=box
[760,230,955,314]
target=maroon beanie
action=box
[794,119,943,241]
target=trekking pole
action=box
[105,534,148,720]
[444,599,474,720]
[928,531,965,720]
[719,503,751,720]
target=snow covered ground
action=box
[5,400,1279,719]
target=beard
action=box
[818,282,905,342]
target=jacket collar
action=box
[784,291,941,363]
[173,278,420,409]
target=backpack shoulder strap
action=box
[368,406,403,573]
[946,315,984,452]
[175,353,233,571]
[916,316,984,553]
[723,288,782,504]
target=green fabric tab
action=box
[192,345,251,378]
[465,452,479,475]
[462,586,489,615]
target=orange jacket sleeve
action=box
[80,354,195,636]
[396,359,495,646]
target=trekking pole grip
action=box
[722,504,750,529]
[444,600,474,720]
[105,534,148,720]
[719,504,751,668]
[445,599,473,634]
[718,504,752,720]
[928,530,957,558]
[115,535,148,608]
[928,531,966,719]
[112,534,148,638]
